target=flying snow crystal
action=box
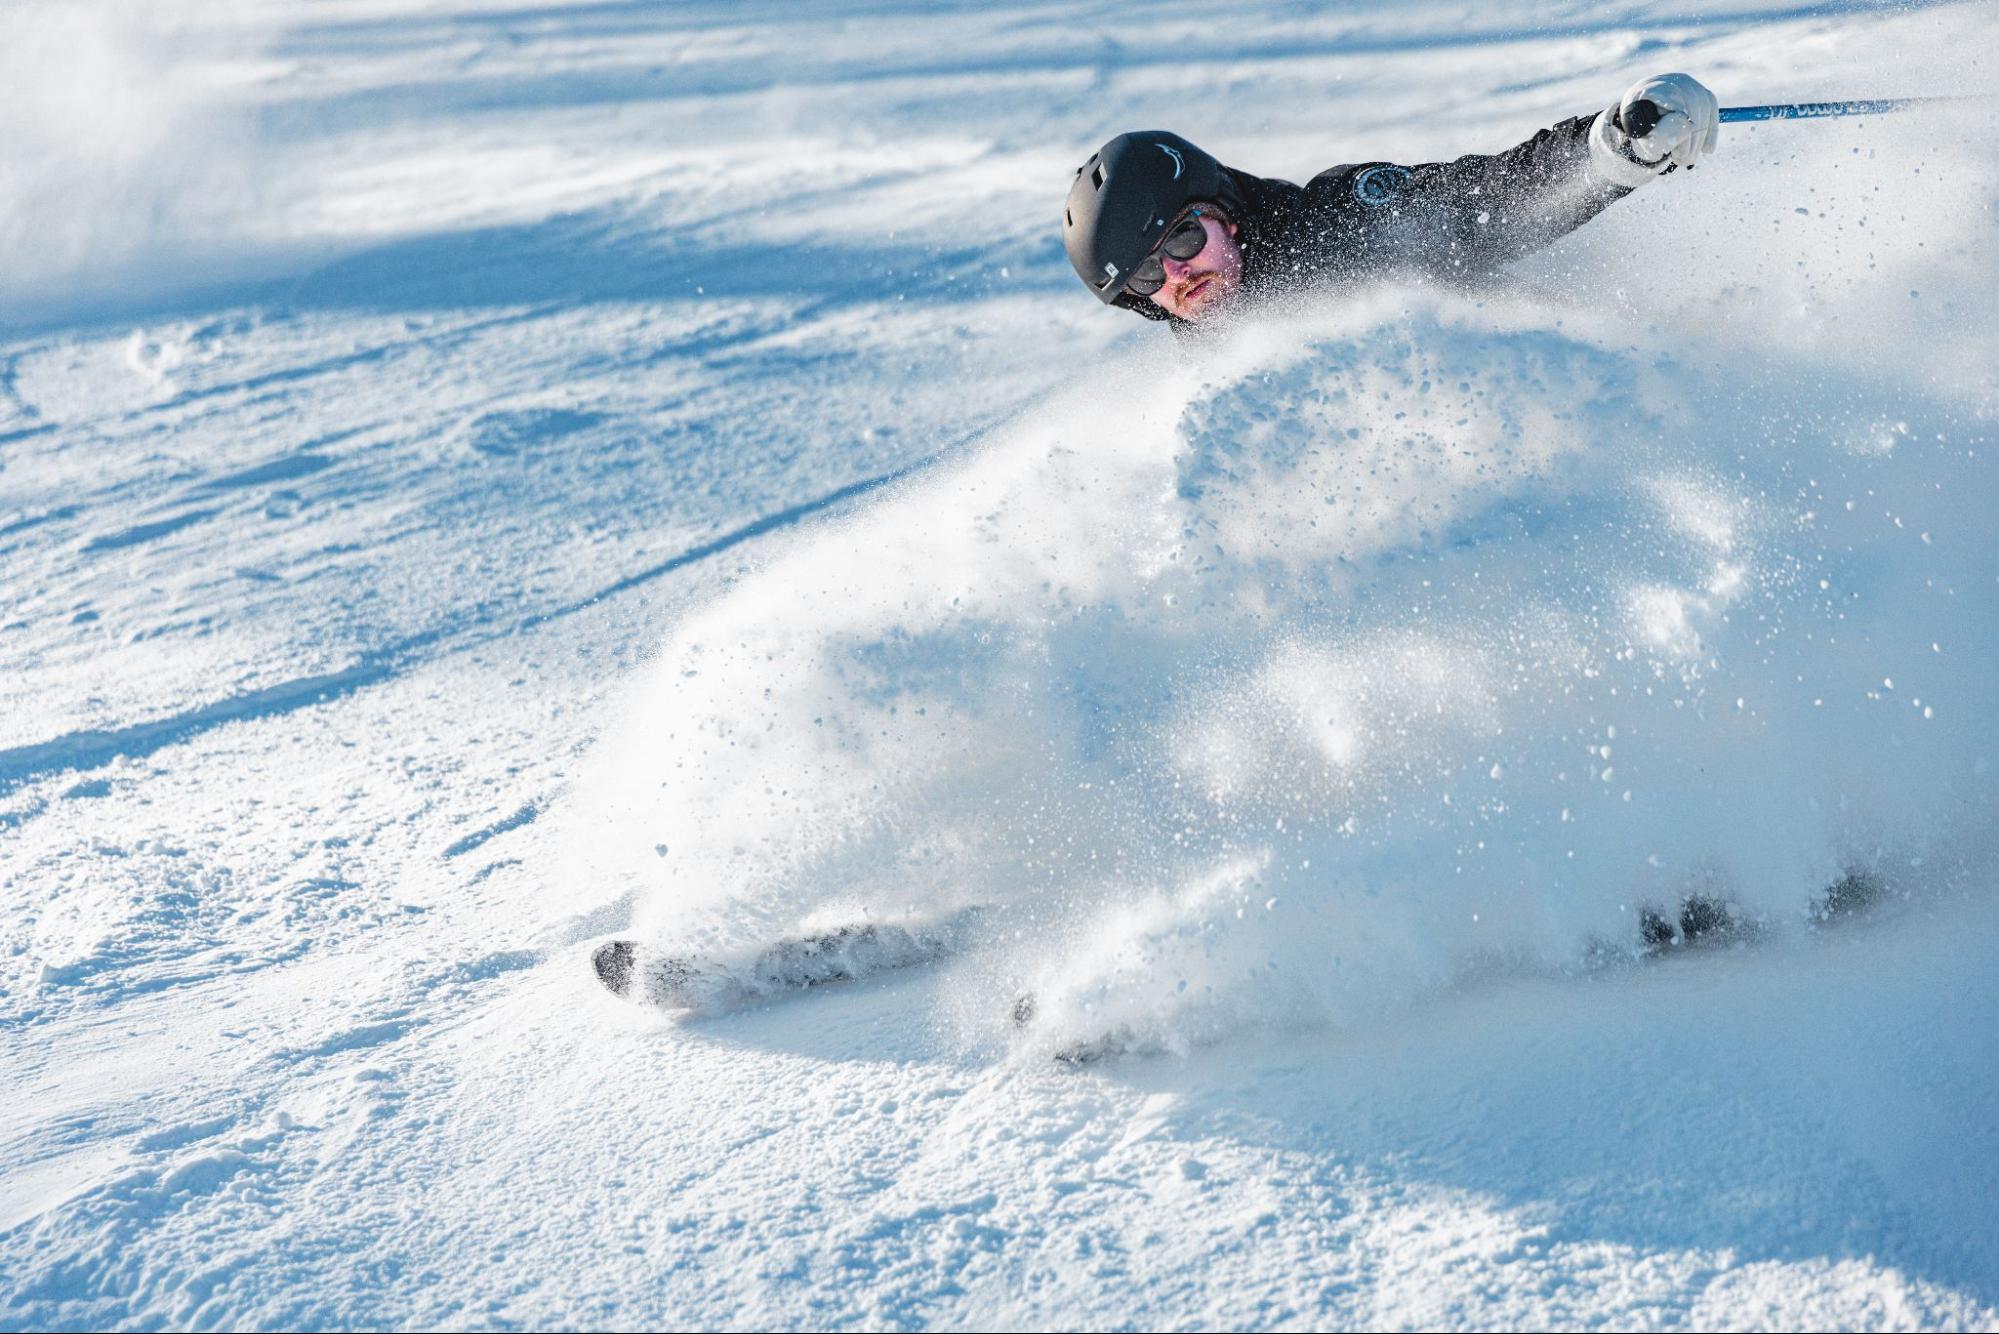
[570,274,1999,1050]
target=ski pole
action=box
[1720,95,1994,123]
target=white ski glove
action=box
[1588,73,1720,189]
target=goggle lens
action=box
[1125,214,1213,296]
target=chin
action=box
[1179,289,1225,320]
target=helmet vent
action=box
[1064,208,1072,227]
[1091,164,1104,189]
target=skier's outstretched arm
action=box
[1298,73,1720,279]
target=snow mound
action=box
[565,115,1999,1056]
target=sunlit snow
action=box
[3,0,1996,1328]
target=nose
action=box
[1162,253,1199,279]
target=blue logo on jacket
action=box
[1352,164,1412,206]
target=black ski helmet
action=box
[1063,131,1240,305]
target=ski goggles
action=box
[1123,209,1216,297]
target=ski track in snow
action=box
[3,0,1997,1328]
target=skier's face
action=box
[1145,213,1242,321]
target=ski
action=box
[593,913,976,1013]
[1008,991,1146,1067]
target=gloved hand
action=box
[1588,73,1720,189]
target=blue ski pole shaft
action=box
[1721,95,1992,123]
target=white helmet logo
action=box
[1157,144,1184,178]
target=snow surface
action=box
[4,0,1998,1328]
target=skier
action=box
[1063,73,1720,330]
[597,73,1738,1020]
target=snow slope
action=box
[3,0,1997,1328]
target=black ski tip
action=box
[593,939,638,997]
[1813,870,1886,926]
[1638,893,1739,955]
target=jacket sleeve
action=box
[1285,113,1631,284]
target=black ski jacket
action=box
[1112,113,1628,331]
